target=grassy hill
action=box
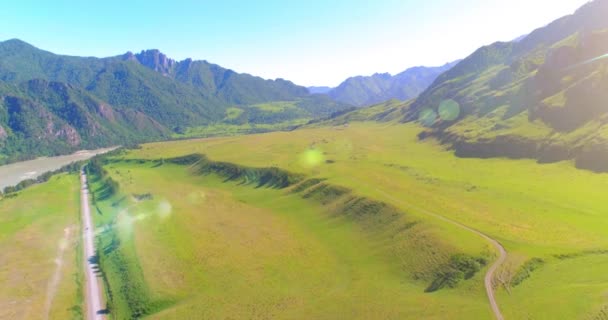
[398,0,608,172]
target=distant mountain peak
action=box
[121,51,137,61]
[0,38,39,51]
[372,72,392,78]
[1,38,30,46]
[327,61,460,107]
[131,49,177,75]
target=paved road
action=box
[80,171,105,320]
[352,178,506,320]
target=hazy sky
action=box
[1,0,590,86]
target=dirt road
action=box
[80,171,105,320]
[356,179,506,320]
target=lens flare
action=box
[564,53,608,70]
[117,211,136,234]
[419,108,438,127]
[96,198,174,236]
[301,148,324,167]
[438,99,461,121]
[157,200,172,219]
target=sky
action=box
[0,0,590,87]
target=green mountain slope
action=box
[129,49,310,105]
[0,79,168,163]
[328,61,458,106]
[0,40,350,164]
[400,0,608,172]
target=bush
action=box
[451,254,486,279]
[511,258,544,286]
[86,157,119,200]
[426,270,465,292]
[426,254,487,292]
[3,185,17,194]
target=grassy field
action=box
[0,174,83,320]
[251,101,298,112]
[118,121,608,319]
[171,120,308,139]
[89,158,493,319]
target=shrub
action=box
[511,258,544,286]
[426,254,487,292]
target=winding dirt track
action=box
[80,171,105,320]
[356,179,507,320]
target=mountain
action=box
[327,61,459,107]
[0,79,168,159]
[308,86,332,94]
[398,0,608,172]
[0,40,349,164]
[126,49,311,105]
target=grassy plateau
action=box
[81,120,608,319]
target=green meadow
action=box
[113,121,608,319]
[0,174,83,320]
[172,120,307,140]
[251,101,298,112]
[89,159,491,319]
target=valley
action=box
[1,1,607,319]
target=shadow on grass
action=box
[88,255,104,277]
[94,183,115,201]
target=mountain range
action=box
[409,0,608,171]
[326,0,608,172]
[4,0,608,171]
[321,61,459,106]
[0,40,349,164]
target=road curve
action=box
[354,179,506,320]
[80,170,105,320]
[483,235,507,320]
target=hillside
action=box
[0,40,350,164]
[102,121,608,319]
[397,0,608,172]
[327,61,459,106]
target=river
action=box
[0,147,116,190]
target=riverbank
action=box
[0,147,117,190]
